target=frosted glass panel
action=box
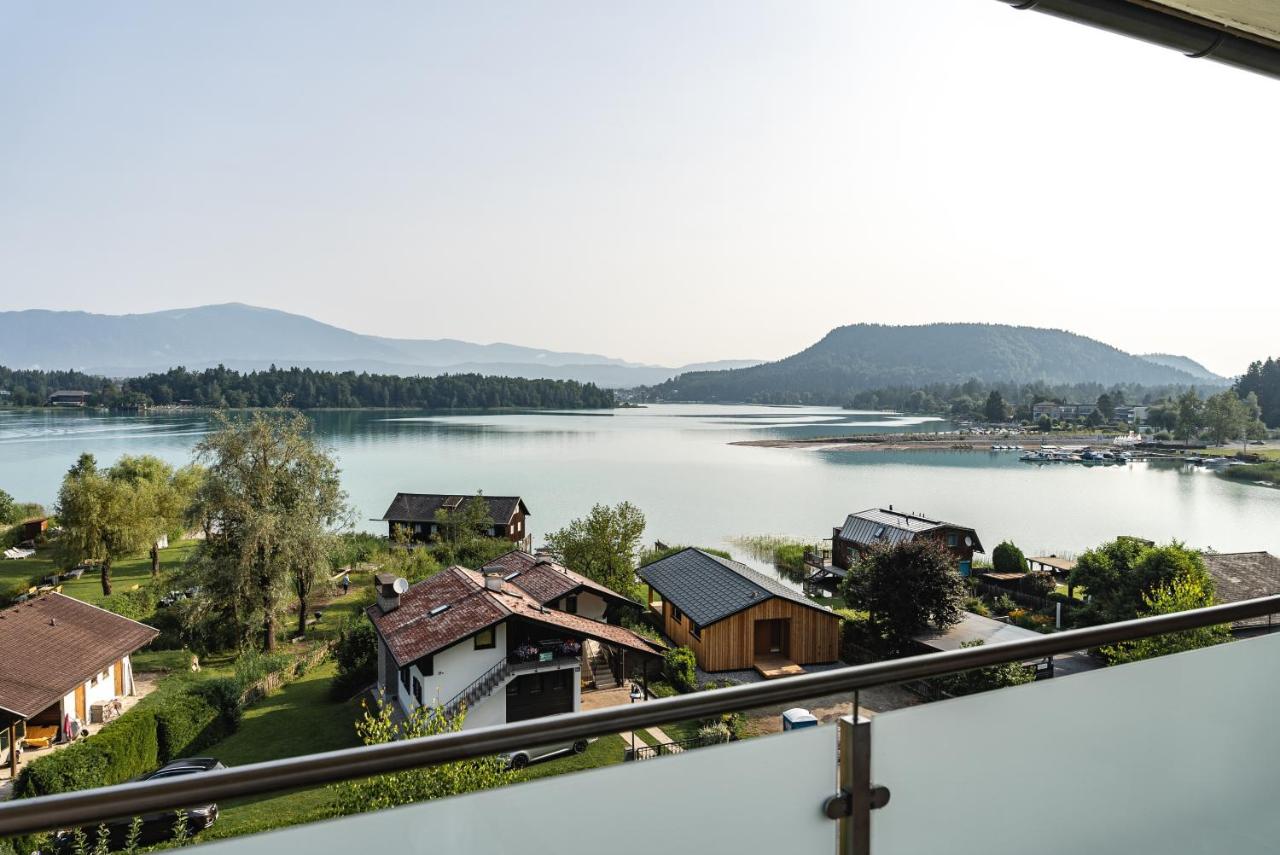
[870,631,1280,855]
[193,726,837,855]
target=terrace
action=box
[3,595,1277,854]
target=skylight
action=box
[429,604,451,617]
[503,572,521,581]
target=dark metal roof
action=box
[379,493,528,524]
[1203,551,1280,629]
[0,593,159,719]
[638,548,834,628]
[838,508,984,553]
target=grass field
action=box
[200,660,363,840]
[0,540,199,606]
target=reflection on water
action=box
[2,405,1277,583]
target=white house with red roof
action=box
[365,551,662,730]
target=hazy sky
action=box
[2,2,1276,374]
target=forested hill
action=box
[652,323,1217,404]
[0,365,615,410]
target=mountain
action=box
[1138,353,1226,383]
[653,323,1221,402]
[0,304,760,388]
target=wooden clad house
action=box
[639,548,840,675]
[832,508,983,576]
[380,493,530,544]
[0,593,158,777]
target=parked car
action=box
[47,758,224,852]
[501,737,596,770]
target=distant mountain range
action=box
[652,323,1228,402]
[1137,353,1224,383]
[0,304,760,388]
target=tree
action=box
[56,453,160,596]
[0,488,15,525]
[187,411,349,650]
[991,540,1027,575]
[330,694,510,816]
[107,455,203,578]
[934,640,1035,697]
[1069,538,1211,627]
[1202,390,1266,450]
[1095,393,1114,424]
[1101,572,1230,664]
[983,390,1007,423]
[1174,389,1204,445]
[545,502,646,599]
[839,539,965,655]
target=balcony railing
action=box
[4,594,1280,854]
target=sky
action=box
[1,2,1276,375]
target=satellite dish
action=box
[392,577,410,594]
[963,536,973,548]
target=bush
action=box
[991,594,1017,616]
[189,677,244,728]
[155,692,231,762]
[697,722,731,744]
[663,647,698,694]
[234,649,294,689]
[331,620,379,700]
[838,610,876,662]
[992,541,1027,575]
[16,708,159,797]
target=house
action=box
[1113,405,1149,424]
[1201,551,1280,635]
[479,550,640,623]
[46,390,91,407]
[366,560,662,730]
[380,493,530,545]
[1031,402,1092,422]
[0,593,158,777]
[828,508,983,575]
[914,612,1055,679]
[638,548,840,675]
[19,517,49,543]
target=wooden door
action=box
[754,619,787,656]
[74,684,86,722]
[114,660,125,696]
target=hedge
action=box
[663,647,698,694]
[15,686,240,798]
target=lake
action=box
[2,405,1278,580]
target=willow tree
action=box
[56,453,159,596]
[189,410,348,651]
[108,455,204,577]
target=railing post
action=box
[829,715,889,855]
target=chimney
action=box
[481,566,506,593]
[375,573,408,613]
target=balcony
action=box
[3,596,1278,854]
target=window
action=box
[412,677,423,706]
[565,595,578,614]
[474,627,496,650]
[690,622,701,640]
[418,655,434,676]
[400,666,411,694]
[947,533,959,547]
[671,605,683,624]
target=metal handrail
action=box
[3,594,1278,837]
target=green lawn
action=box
[514,735,628,782]
[1202,446,1280,461]
[200,660,362,840]
[0,540,199,607]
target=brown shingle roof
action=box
[368,566,661,667]
[1203,551,1280,629]
[0,593,159,719]
[481,551,639,607]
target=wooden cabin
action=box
[380,493,530,544]
[831,508,983,575]
[639,548,840,675]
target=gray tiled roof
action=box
[838,508,983,553]
[638,548,830,628]
[380,493,528,524]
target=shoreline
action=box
[731,433,1137,453]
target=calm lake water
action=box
[2,405,1278,579]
